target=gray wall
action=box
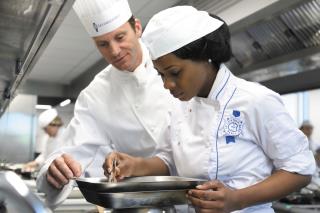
[0,94,75,163]
[0,94,37,163]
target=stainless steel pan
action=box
[76,176,206,209]
[76,176,206,192]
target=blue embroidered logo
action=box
[224,110,243,144]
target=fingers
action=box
[187,181,229,212]
[102,152,135,180]
[196,180,222,190]
[103,152,118,174]
[47,170,64,189]
[47,160,69,188]
[114,166,125,180]
[46,154,81,189]
[187,190,224,211]
[188,189,223,201]
[63,154,82,177]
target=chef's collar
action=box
[111,40,150,86]
[194,64,232,105]
[208,64,231,101]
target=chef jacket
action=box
[156,64,316,213]
[37,41,173,208]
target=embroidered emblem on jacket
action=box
[223,110,244,144]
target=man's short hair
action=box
[128,16,136,32]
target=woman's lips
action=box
[171,91,184,99]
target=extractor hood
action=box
[0,0,74,116]
[225,0,320,94]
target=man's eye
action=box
[116,35,125,41]
[97,42,108,47]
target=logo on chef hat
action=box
[93,22,99,32]
[224,110,243,136]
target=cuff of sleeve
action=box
[156,153,177,176]
[274,150,316,175]
[36,154,74,209]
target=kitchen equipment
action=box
[108,206,176,213]
[76,176,205,210]
[0,163,37,180]
[0,171,51,213]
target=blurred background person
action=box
[297,120,320,197]
[300,120,319,154]
[23,108,67,172]
[33,128,49,160]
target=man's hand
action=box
[46,153,82,189]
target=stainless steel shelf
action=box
[0,0,75,116]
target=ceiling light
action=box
[60,99,71,107]
[35,105,52,110]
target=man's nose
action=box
[110,42,121,56]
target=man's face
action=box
[93,20,142,72]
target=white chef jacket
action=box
[36,41,173,208]
[156,64,316,213]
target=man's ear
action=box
[134,18,142,38]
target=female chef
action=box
[104,6,316,213]
[23,108,67,171]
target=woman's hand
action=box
[102,152,138,181]
[187,180,240,213]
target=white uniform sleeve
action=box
[36,90,113,208]
[155,108,177,176]
[253,93,316,175]
[67,91,110,147]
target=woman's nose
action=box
[163,78,176,90]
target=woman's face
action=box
[153,53,216,101]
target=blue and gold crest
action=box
[223,110,244,143]
[224,116,243,136]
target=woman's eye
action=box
[171,70,180,76]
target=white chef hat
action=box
[142,6,224,60]
[38,108,58,128]
[73,0,132,37]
